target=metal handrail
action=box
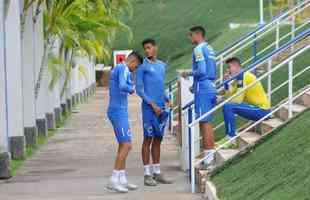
[188,42,310,193]
[182,29,310,111]
[166,0,309,87]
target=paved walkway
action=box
[0,89,201,200]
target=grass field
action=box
[114,0,262,80]
[212,108,310,200]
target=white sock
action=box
[144,165,151,176]
[204,149,215,165]
[111,170,120,183]
[153,163,161,174]
[119,170,127,185]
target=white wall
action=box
[33,9,47,119]
[51,40,61,109]
[5,0,24,138]
[22,5,36,128]
[0,1,9,152]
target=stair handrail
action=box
[182,29,310,111]
[187,32,310,193]
[166,0,309,88]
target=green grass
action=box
[115,0,263,80]
[212,109,310,200]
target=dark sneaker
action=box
[144,175,157,186]
[153,173,173,184]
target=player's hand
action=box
[216,95,225,103]
[165,101,172,108]
[224,69,231,80]
[181,71,189,78]
[189,86,194,93]
[150,102,162,117]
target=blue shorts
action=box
[194,93,217,123]
[142,104,168,139]
[107,108,132,143]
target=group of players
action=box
[106,26,271,193]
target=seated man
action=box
[222,57,271,140]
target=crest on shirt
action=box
[195,52,204,61]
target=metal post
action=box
[187,106,195,193]
[288,60,293,118]
[291,15,296,52]
[252,34,258,74]
[168,84,173,134]
[259,0,264,25]
[220,55,224,82]
[267,59,272,102]
[275,20,280,49]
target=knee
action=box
[143,138,152,147]
[223,103,234,113]
[152,138,162,146]
[123,142,132,152]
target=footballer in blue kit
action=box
[107,51,143,193]
[136,38,172,186]
[182,26,217,167]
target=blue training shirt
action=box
[136,58,169,107]
[190,42,217,94]
[108,63,134,110]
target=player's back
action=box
[108,63,133,111]
[192,42,217,94]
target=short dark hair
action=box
[190,26,206,37]
[225,57,241,65]
[128,51,143,64]
[142,38,156,47]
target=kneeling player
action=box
[107,52,143,193]
[222,57,271,140]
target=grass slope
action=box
[115,0,262,80]
[212,109,310,200]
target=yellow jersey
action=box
[225,72,271,110]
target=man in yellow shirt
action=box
[222,57,271,139]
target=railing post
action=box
[267,59,272,102]
[187,106,195,193]
[252,33,258,74]
[168,84,173,133]
[288,60,293,119]
[276,19,280,49]
[220,55,224,83]
[291,15,296,52]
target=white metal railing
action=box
[166,0,310,132]
[186,36,310,193]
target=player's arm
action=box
[135,66,153,104]
[224,75,245,104]
[118,66,134,94]
[189,47,208,77]
[181,47,207,78]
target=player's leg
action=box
[223,102,271,138]
[222,103,239,138]
[234,103,271,121]
[195,93,216,166]
[142,106,158,186]
[151,136,173,184]
[108,114,137,192]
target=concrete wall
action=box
[5,0,25,158]
[22,5,37,146]
[0,1,9,154]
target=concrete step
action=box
[295,90,310,107]
[256,118,284,135]
[275,103,307,121]
[239,131,262,146]
[215,149,240,166]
